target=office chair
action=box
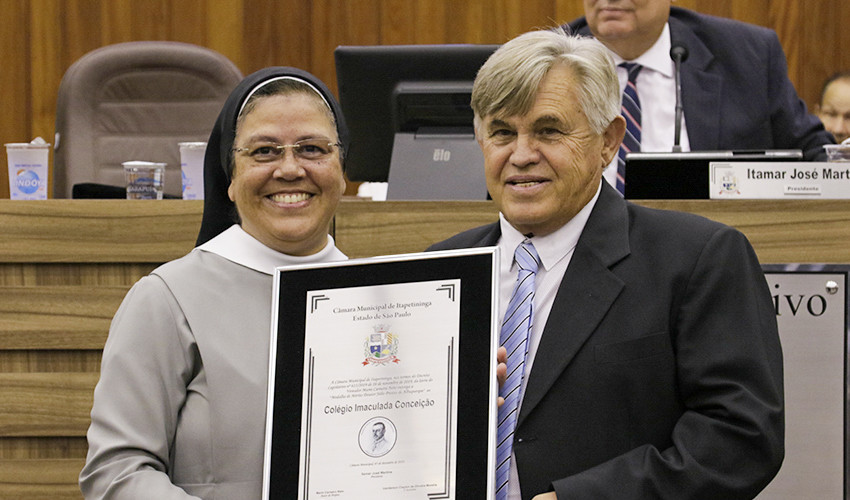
[53,41,243,198]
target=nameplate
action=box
[709,162,850,199]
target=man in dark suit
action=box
[567,2,831,189]
[428,28,783,499]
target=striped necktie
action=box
[617,62,643,195]
[495,239,540,499]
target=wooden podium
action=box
[1,198,849,498]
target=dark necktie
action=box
[617,62,643,195]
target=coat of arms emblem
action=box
[363,325,400,366]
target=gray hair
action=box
[471,27,620,135]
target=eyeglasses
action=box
[233,139,342,164]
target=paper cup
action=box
[824,144,850,162]
[179,142,206,200]
[123,161,165,200]
[6,142,50,200]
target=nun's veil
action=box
[195,67,350,246]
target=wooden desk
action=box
[0,200,203,498]
[334,198,850,263]
[1,198,849,498]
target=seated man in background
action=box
[567,1,833,190]
[429,27,784,499]
[815,71,850,143]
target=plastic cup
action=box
[6,142,50,200]
[824,144,850,162]
[179,142,206,200]
[123,161,165,200]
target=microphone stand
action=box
[670,45,689,152]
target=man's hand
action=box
[532,493,557,500]
[497,346,507,407]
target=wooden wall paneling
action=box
[0,0,32,134]
[0,286,124,350]
[797,1,846,110]
[839,1,850,71]
[169,0,206,44]
[0,200,203,263]
[57,1,108,105]
[769,0,801,101]
[553,1,585,26]
[333,199,850,263]
[0,200,202,263]
[0,437,89,460]
[334,200,499,258]
[801,1,831,109]
[688,0,746,21]
[308,0,381,96]
[0,265,27,287]
[0,372,97,437]
[149,0,177,40]
[0,350,102,374]
[0,263,158,288]
[673,0,698,13]
[687,0,825,109]
[0,0,32,198]
[503,0,548,40]
[33,263,158,287]
[102,0,171,43]
[640,199,850,264]
[392,0,451,44]
[0,199,203,496]
[205,0,245,71]
[240,0,278,71]
[271,0,314,72]
[731,0,771,26]
[29,0,63,200]
[444,1,490,44]
[380,0,419,44]
[476,0,552,43]
[60,1,104,59]
[0,458,86,499]
[377,0,557,46]
[241,0,313,73]
[98,0,137,44]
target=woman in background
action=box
[80,67,349,499]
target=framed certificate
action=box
[262,247,500,499]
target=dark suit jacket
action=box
[568,7,833,160]
[428,182,784,499]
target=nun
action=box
[81,67,350,499]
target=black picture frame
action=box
[263,248,499,499]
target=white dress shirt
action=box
[601,23,692,188]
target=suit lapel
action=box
[518,184,630,425]
[467,222,501,247]
[670,15,721,150]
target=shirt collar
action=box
[611,22,674,79]
[196,224,347,275]
[498,181,602,271]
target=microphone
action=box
[670,44,689,152]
